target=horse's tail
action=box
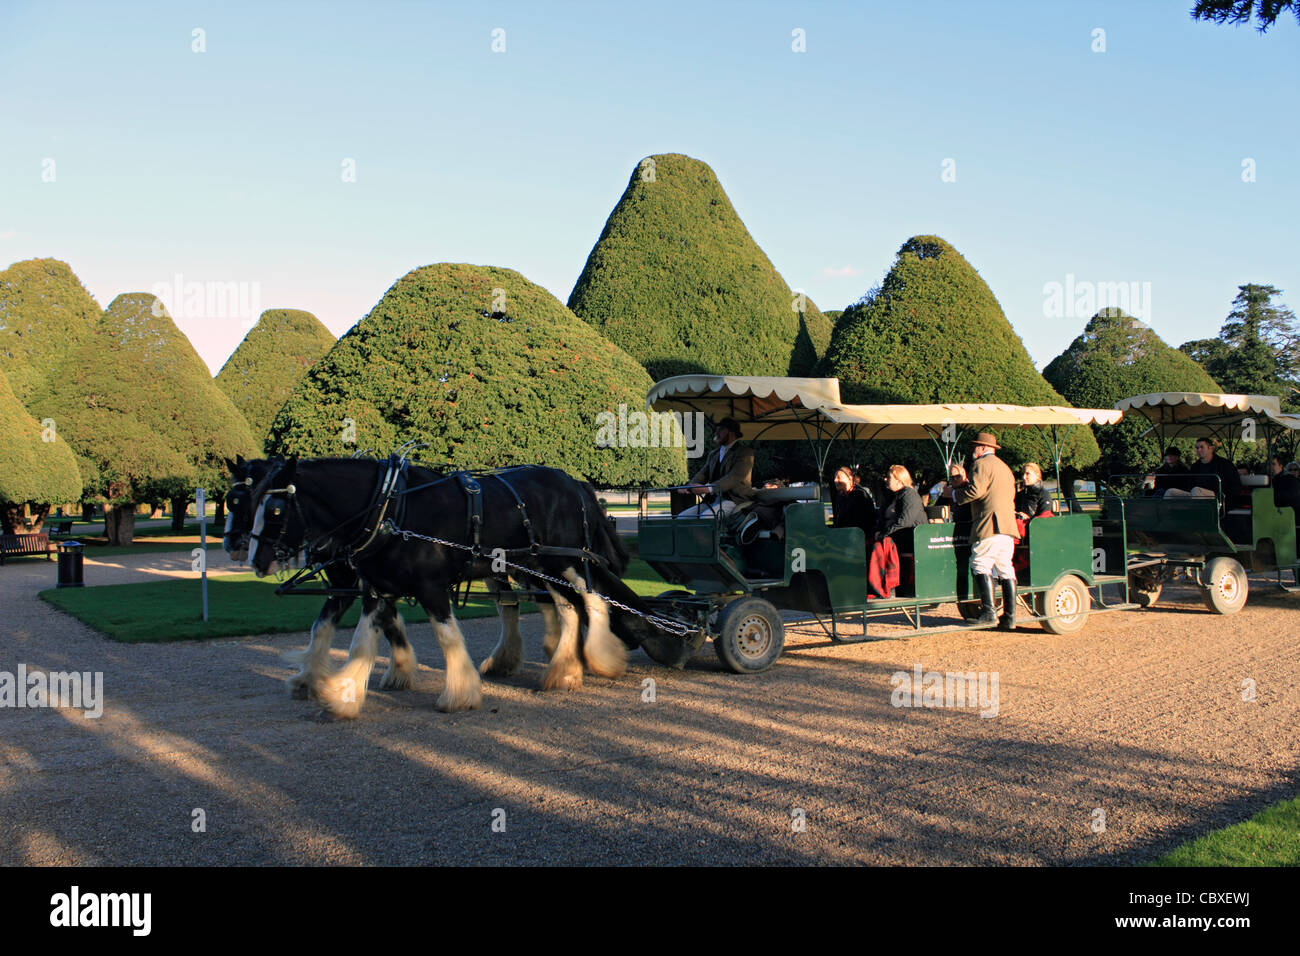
[577,480,629,577]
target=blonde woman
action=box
[1015,462,1053,519]
[876,464,926,542]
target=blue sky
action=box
[2,0,1297,375]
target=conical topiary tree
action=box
[39,293,258,543]
[0,366,83,533]
[1044,308,1222,477]
[568,153,833,380]
[268,263,685,486]
[216,309,336,450]
[0,258,102,405]
[818,235,1101,489]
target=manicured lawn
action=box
[1150,796,1300,866]
[50,520,226,557]
[39,559,669,643]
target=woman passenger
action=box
[877,464,926,543]
[1015,462,1053,520]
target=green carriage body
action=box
[635,376,1133,670]
[1112,392,1300,607]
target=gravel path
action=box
[1,554,1296,865]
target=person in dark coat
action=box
[1015,462,1053,519]
[876,465,926,542]
[1153,447,1190,493]
[830,466,876,534]
[1271,455,1300,515]
[950,432,1019,629]
[1187,437,1241,501]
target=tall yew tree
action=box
[0,366,83,533]
[269,264,684,487]
[41,293,257,544]
[1044,309,1221,475]
[216,309,336,450]
[568,153,832,380]
[819,235,1100,485]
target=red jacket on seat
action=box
[868,535,900,599]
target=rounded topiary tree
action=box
[268,263,685,487]
[0,366,83,533]
[216,309,336,450]
[568,153,833,380]
[818,235,1101,490]
[1044,308,1223,477]
[40,293,258,543]
[0,258,101,405]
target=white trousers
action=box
[970,534,1016,581]
[677,499,738,519]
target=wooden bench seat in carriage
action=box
[0,532,54,565]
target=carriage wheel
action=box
[713,597,785,674]
[1202,557,1248,615]
[1038,574,1090,635]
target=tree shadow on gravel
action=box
[4,595,1297,866]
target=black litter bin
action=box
[57,540,84,588]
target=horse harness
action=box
[252,457,695,638]
[256,456,611,583]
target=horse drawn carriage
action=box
[634,376,1132,673]
[225,381,1300,711]
[1109,391,1300,612]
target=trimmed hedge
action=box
[818,235,1100,481]
[39,293,258,503]
[569,153,833,380]
[216,309,336,450]
[268,263,685,486]
[1044,309,1222,475]
[0,258,101,405]
[0,366,82,518]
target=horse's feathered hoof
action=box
[478,654,521,677]
[287,680,311,700]
[436,686,483,712]
[583,642,627,681]
[379,669,414,691]
[315,668,367,719]
[541,658,584,692]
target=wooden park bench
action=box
[0,532,54,565]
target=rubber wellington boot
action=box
[999,578,1017,631]
[974,573,998,625]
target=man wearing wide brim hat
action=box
[678,416,756,518]
[949,431,1021,629]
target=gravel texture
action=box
[1,552,1296,865]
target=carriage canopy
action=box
[647,375,1122,472]
[1114,392,1300,455]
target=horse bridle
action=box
[248,466,312,566]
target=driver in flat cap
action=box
[679,416,756,518]
[949,431,1021,629]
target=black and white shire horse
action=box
[223,456,418,699]
[226,456,549,706]
[245,457,672,715]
